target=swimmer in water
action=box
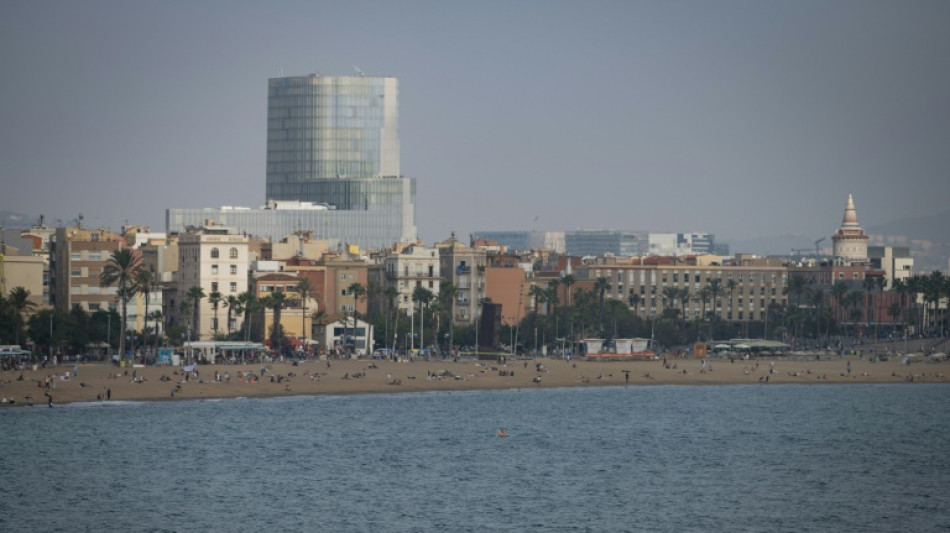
[497,428,507,438]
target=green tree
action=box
[238,291,256,341]
[295,277,313,344]
[185,285,206,341]
[208,290,224,339]
[593,277,610,335]
[147,309,163,352]
[411,286,434,350]
[439,282,459,350]
[225,295,241,339]
[100,249,143,361]
[697,285,711,340]
[831,281,848,331]
[561,274,576,307]
[263,290,288,353]
[133,269,161,355]
[7,286,35,345]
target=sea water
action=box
[2,384,949,532]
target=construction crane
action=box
[792,237,827,258]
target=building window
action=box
[71,253,82,260]
[230,248,238,259]
[211,282,218,292]
[211,247,220,258]
[88,253,101,261]
[230,282,237,292]
[71,269,82,277]
[89,303,100,311]
[230,265,237,275]
[211,264,219,275]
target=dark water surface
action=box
[2,384,949,532]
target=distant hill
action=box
[866,209,950,245]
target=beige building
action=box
[370,244,440,314]
[0,254,45,309]
[576,259,788,322]
[438,235,486,325]
[51,226,124,313]
[176,224,249,341]
[868,246,913,288]
[260,231,332,261]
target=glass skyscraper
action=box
[266,75,400,200]
[168,74,416,249]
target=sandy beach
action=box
[1,355,947,407]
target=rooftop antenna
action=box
[279,67,284,77]
[353,65,365,77]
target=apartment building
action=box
[176,224,249,340]
[576,258,788,322]
[50,226,124,313]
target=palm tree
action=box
[345,282,367,354]
[7,287,36,345]
[263,291,288,353]
[529,284,546,318]
[593,277,610,335]
[892,278,908,335]
[185,285,206,341]
[788,274,809,307]
[384,286,399,352]
[146,309,163,353]
[628,292,642,312]
[831,281,848,332]
[347,281,367,327]
[874,276,886,339]
[207,290,224,339]
[411,286,433,351]
[887,302,902,336]
[708,278,723,323]
[561,274,576,307]
[237,291,256,341]
[862,277,876,333]
[133,269,160,356]
[697,285,711,340]
[811,289,826,341]
[678,287,691,326]
[661,286,679,318]
[295,277,313,345]
[439,282,459,351]
[225,295,241,339]
[547,278,561,315]
[100,249,143,361]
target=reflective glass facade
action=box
[167,177,416,250]
[266,75,399,201]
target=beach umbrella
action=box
[713,344,731,349]
[734,344,751,350]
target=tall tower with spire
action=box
[832,194,869,264]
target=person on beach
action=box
[847,360,851,376]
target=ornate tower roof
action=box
[832,193,868,264]
[841,193,860,227]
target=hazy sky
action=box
[1,1,948,244]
